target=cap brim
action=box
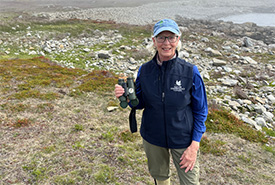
[153,27,179,37]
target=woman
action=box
[115,19,208,185]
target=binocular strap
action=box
[129,108,137,133]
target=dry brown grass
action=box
[1,89,274,184]
[1,58,274,184]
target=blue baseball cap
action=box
[153,19,180,37]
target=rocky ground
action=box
[1,12,274,131]
[0,5,275,185]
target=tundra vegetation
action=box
[0,14,274,184]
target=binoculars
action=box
[118,73,139,108]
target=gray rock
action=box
[205,48,222,57]
[241,56,257,65]
[201,37,209,42]
[253,104,266,114]
[243,37,253,47]
[107,106,118,112]
[266,64,273,70]
[129,57,137,64]
[29,51,37,55]
[228,100,241,111]
[98,51,111,59]
[83,48,90,52]
[179,50,190,58]
[213,58,227,66]
[233,70,242,75]
[255,96,266,104]
[267,94,275,104]
[201,70,210,80]
[241,116,261,131]
[128,65,138,71]
[263,112,274,122]
[222,78,238,87]
[243,100,252,105]
[233,86,249,99]
[255,117,267,127]
[43,47,52,53]
[223,66,232,73]
[222,46,232,51]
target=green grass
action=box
[200,106,271,156]
[94,164,117,184]
[72,124,84,132]
[0,57,118,100]
[22,161,49,182]
[200,136,227,156]
[238,154,252,163]
[205,107,268,144]
[75,70,117,94]
[263,127,275,137]
[0,103,30,112]
[263,145,275,156]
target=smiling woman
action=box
[114,19,208,185]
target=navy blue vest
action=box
[138,54,194,149]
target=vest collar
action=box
[153,50,179,67]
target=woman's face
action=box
[153,31,180,62]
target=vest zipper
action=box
[161,63,168,147]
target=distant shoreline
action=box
[1,0,275,27]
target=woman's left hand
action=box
[179,141,200,173]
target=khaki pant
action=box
[143,139,200,185]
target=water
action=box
[220,13,275,27]
[1,0,275,27]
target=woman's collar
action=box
[156,51,178,66]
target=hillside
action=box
[0,13,275,184]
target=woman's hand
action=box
[114,84,125,98]
[179,141,200,173]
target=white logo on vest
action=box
[171,80,185,92]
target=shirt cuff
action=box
[192,130,203,142]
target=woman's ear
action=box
[152,37,156,44]
[152,37,158,48]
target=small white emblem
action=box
[176,80,181,86]
[171,80,185,92]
